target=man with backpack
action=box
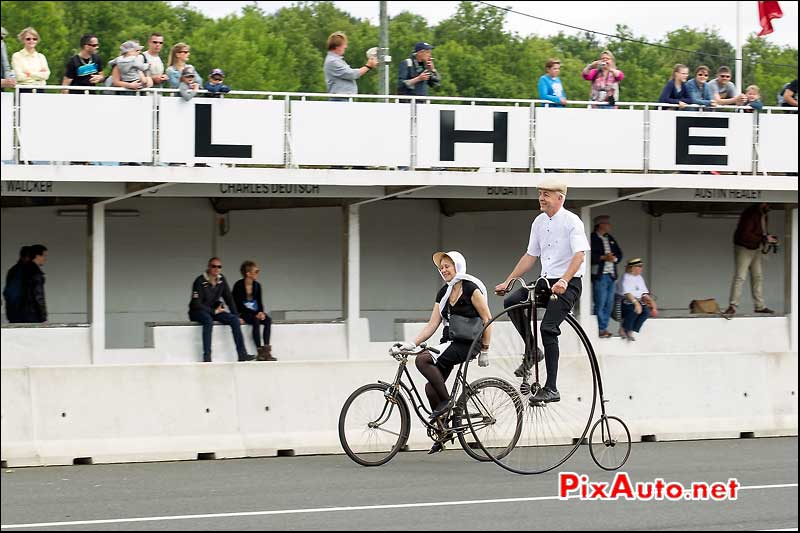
[397,42,440,97]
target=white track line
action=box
[1,483,796,529]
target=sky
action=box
[181,1,799,48]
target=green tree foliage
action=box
[0,0,795,101]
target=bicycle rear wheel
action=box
[456,377,524,462]
[338,383,410,467]
[589,415,631,471]
[465,305,597,475]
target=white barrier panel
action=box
[416,105,530,168]
[535,108,645,170]
[1,352,796,466]
[758,113,799,173]
[1,326,92,367]
[291,101,411,166]
[18,93,153,162]
[0,93,12,161]
[649,111,753,171]
[159,98,284,164]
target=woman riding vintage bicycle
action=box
[399,250,493,453]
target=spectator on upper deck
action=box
[658,64,692,109]
[779,79,796,107]
[144,32,167,88]
[178,66,200,101]
[203,68,230,97]
[708,66,747,107]
[62,34,104,93]
[397,41,440,97]
[0,26,15,89]
[744,84,763,111]
[537,57,567,107]
[323,31,377,101]
[11,27,49,89]
[166,42,201,88]
[582,50,623,108]
[684,65,715,108]
[108,40,152,91]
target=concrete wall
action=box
[1,198,790,347]
[2,349,796,467]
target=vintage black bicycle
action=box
[462,276,631,475]
[338,343,524,467]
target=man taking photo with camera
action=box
[397,41,440,97]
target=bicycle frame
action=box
[503,276,610,419]
[379,354,493,436]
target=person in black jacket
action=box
[188,257,254,362]
[590,216,623,338]
[3,245,31,323]
[20,244,48,323]
[233,261,277,362]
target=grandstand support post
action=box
[579,206,592,328]
[735,1,743,92]
[791,208,798,353]
[88,203,106,363]
[344,204,361,359]
[378,1,389,97]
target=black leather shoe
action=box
[238,354,256,362]
[428,441,445,454]
[529,386,560,405]
[430,398,454,420]
[754,307,775,314]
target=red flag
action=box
[757,1,783,37]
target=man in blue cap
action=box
[397,41,440,96]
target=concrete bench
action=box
[396,316,792,355]
[1,323,91,367]
[144,320,347,362]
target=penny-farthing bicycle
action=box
[463,276,631,474]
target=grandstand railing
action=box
[1,86,796,174]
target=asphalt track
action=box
[1,437,797,531]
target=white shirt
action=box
[526,207,590,278]
[616,273,649,299]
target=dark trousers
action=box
[189,309,247,362]
[504,278,582,391]
[621,301,650,333]
[241,313,272,347]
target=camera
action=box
[762,236,779,254]
[599,61,607,68]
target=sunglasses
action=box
[25,37,39,41]
[210,264,222,269]
[718,75,731,79]
[696,73,708,77]
[151,41,164,44]
[87,43,99,47]
[177,50,189,54]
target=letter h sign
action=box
[439,110,508,162]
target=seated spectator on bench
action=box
[188,257,254,362]
[233,261,277,362]
[616,258,658,341]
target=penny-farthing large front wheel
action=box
[465,303,597,475]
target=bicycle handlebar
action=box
[495,276,553,296]
[389,342,440,359]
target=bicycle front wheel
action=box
[338,383,410,467]
[465,305,597,475]
[456,377,524,462]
